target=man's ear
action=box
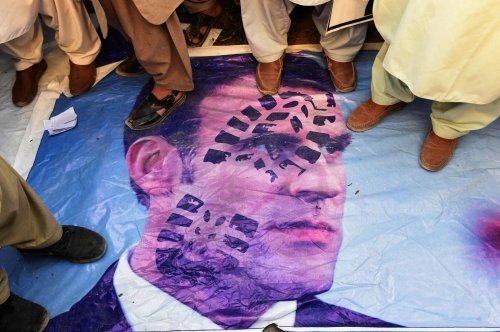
[126,136,183,195]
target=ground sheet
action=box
[1,51,499,331]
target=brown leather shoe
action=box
[12,60,47,107]
[256,54,285,95]
[346,98,407,132]
[69,60,96,96]
[325,56,356,93]
[419,129,458,172]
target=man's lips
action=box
[268,220,336,245]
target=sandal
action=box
[185,11,220,47]
[125,91,186,131]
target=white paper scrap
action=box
[43,107,77,136]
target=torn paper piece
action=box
[43,106,77,136]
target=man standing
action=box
[0,0,101,107]
[241,0,369,95]
[346,0,500,171]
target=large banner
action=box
[1,52,499,331]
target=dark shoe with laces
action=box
[18,226,106,263]
[0,293,49,332]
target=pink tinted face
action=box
[133,77,349,300]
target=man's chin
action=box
[261,278,334,302]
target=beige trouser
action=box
[241,0,368,63]
[0,156,62,305]
[0,0,101,71]
[372,42,500,139]
[99,0,195,91]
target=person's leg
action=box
[371,42,415,105]
[101,0,192,129]
[183,0,222,46]
[38,0,100,96]
[241,0,293,63]
[107,0,193,92]
[39,0,100,66]
[0,157,106,331]
[0,157,62,249]
[0,21,47,107]
[241,0,294,95]
[0,22,43,72]
[313,2,368,92]
[431,99,500,140]
[0,155,106,258]
[420,98,500,172]
[0,157,59,331]
[346,42,412,131]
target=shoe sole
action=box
[257,87,279,96]
[346,102,407,132]
[335,83,356,93]
[419,137,456,172]
[115,67,145,77]
[38,311,50,332]
[20,241,107,264]
[125,93,187,131]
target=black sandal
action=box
[185,11,220,47]
[125,90,186,131]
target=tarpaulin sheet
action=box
[0,51,499,331]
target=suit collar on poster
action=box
[114,246,297,330]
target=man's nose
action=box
[287,159,345,201]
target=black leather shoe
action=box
[0,293,49,332]
[18,226,107,263]
[125,91,186,131]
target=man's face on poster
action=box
[127,76,350,301]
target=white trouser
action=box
[241,0,368,63]
[0,0,101,71]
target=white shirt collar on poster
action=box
[114,247,298,331]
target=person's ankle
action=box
[151,85,184,101]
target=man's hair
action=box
[123,53,340,208]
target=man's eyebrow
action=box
[235,133,301,151]
[306,131,351,153]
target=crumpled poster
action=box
[1,51,498,331]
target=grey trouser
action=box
[241,0,368,63]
